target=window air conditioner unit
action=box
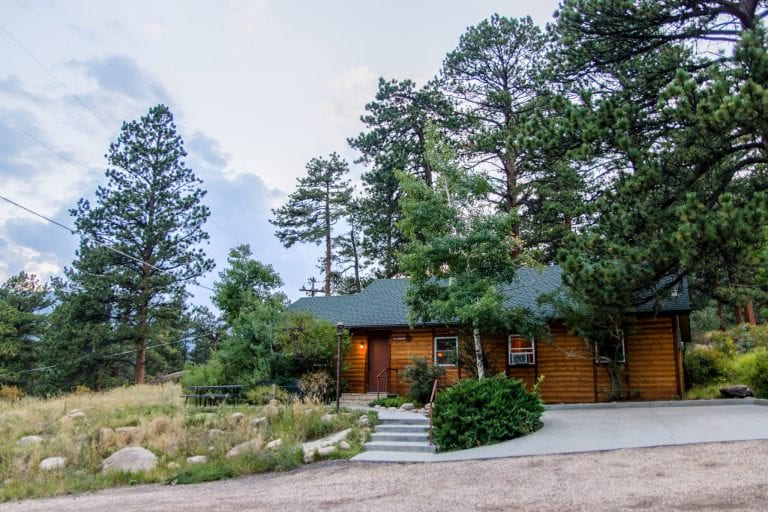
[511,353,529,365]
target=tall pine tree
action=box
[58,104,213,385]
[271,152,353,295]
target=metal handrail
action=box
[375,368,400,398]
[428,379,439,446]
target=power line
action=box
[0,194,216,292]
[0,24,114,134]
[0,113,85,175]
[0,193,74,234]
[0,341,181,379]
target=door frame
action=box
[366,331,391,393]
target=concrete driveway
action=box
[352,399,768,462]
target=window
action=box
[434,336,458,366]
[595,334,626,364]
[508,335,535,366]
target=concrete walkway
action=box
[352,399,768,462]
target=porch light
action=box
[359,339,365,348]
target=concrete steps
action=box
[362,414,435,455]
[339,393,381,408]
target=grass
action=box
[684,383,724,400]
[0,384,376,501]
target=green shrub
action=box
[181,359,223,387]
[368,395,413,408]
[432,375,544,451]
[401,356,445,404]
[684,346,728,387]
[733,349,768,398]
[245,385,292,405]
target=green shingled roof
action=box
[288,265,691,328]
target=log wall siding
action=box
[390,328,458,396]
[537,324,596,403]
[344,333,368,393]
[344,315,683,402]
[625,316,680,400]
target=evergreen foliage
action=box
[0,273,51,391]
[48,104,213,387]
[270,153,353,295]
[432,375,544,451]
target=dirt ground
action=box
[2,441,767,512]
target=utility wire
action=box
[0,113,85,175]
[0,194,216,292]
[0,341,181,379]
[0,24,113,134]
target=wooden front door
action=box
[367,336,390,393]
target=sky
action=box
[1,0,561,306]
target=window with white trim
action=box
[508,335,535,366]
[434,336,458,366]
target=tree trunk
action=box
[135,256,151,384]
[606,361,624,401]
[324,192,332,296]
[473,327,485,379]
[735,305,744,324]
[746,302,757,325]
[351,229,361,293]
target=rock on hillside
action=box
[102,447,158,473]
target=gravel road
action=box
[3,441,767,512]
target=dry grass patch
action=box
[0,384,373,501]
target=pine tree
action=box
[398,128,526,378]
[552,0,768,316]
[271,153,353,295]
[0,273,51,391]
[60,104,213,385]
[349,79,455,277]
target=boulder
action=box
[339,441,351,450]
[265,438,283,449]
[320,414,337,422]
[18,435,44,446]
[301,428,351,457]
[251,417,268,427]
[262,404,280,417]
[357,416,369,426]
[61,410,87,422]
[102,447,158,473]
[303,451,315,464]
[720,385,754,398]
[400,403,415,411]
[226,435,264,458]
[230,412,246,422]
[186,455,208,464]
[39,457,67,471]
[317,446,337,457]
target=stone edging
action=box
[545,398,768,411]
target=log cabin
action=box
[288,266,691,403]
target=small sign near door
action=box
[391,334,410,342]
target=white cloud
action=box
[318,65,378,136]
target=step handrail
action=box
[428,379,439,446]
[375,367,399,398]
